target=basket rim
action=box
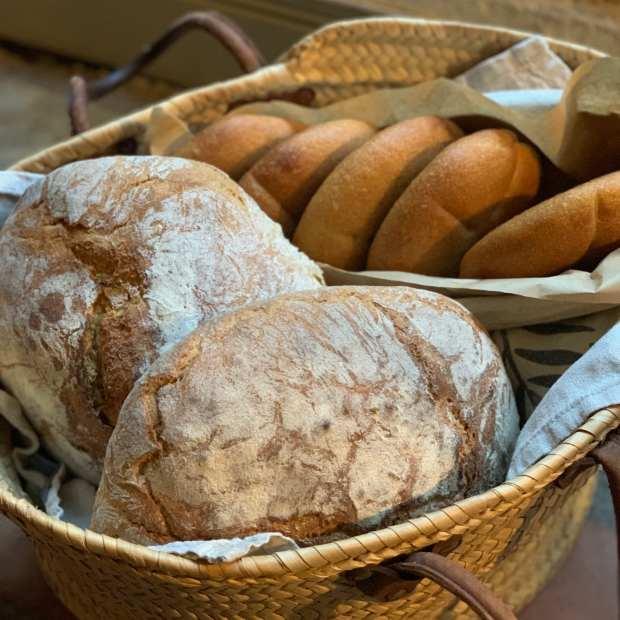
[9,16,605,174]
[279,15,606,63]
[1,405,618,580]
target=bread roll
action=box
[0,156,323,483]
[294,117,463,269]
[367,129,541,276]
[170,114,302,179]
[91,286,518,546]
[460,171,620,278]
[239,119,375,235]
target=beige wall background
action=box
[0,1,360,87]
[1,0,619,89]
[1,0,618,165]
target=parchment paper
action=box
[454,37,572,91]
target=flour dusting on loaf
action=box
[91,286,518,546]
[0,156,323,483]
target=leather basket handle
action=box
[355,425,620,618]
[356,550,516,619]
[590,426,620,615]
[68,10,265,135]
[393,552,517,620]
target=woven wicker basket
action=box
[1,16,618,619]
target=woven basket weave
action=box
[0,17,614,619]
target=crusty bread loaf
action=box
[169,114,302,179]
[293,117,463,269]
[239,119,375,236]
[91,286,518,546]
[367,129,541,276]
[0,156,323,483]
[460,171,620,278]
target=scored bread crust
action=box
[460,171,620,278]
[169,114,302,179]
[91,286,518,546]
[0,156,323,483]
[367,129,541,276]
[293,116,463,270]
[240,119,375,236]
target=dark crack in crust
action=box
[9,172,175,457]
[62,224,154,428]
[97,334,204,543]
[376,302,480,494]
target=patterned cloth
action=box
[0,170,43,228]
[508,321,620,477]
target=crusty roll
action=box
[170,114,302,179]
[239,119,375,235]
[91,286,518,546]
[460,171,620,278]
[367,129,541,276]
[0,156,323,483]
[293,117,463,269]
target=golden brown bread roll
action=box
[91,286,517,545]
[293,116,463,269]
[0,156,323,483]
[170,114,302,179]
[460,171,620,278]
[239,119,375,235]
[367,129,541,276]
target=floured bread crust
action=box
[0,156,323,483]
[91,286,518,545]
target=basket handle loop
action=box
[590,426,620,615]
[68,11,265,135]
[359,550,516,619]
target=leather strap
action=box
[590,427,620,615]
[355,550,516,619]
[395,552,516,620]
[68,10,265,135]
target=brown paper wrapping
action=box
[150,57,620,182]
[319,261,620,331]
[230,59,620,182]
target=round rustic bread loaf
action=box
[91,286,518,546]
[0,156,323,483]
